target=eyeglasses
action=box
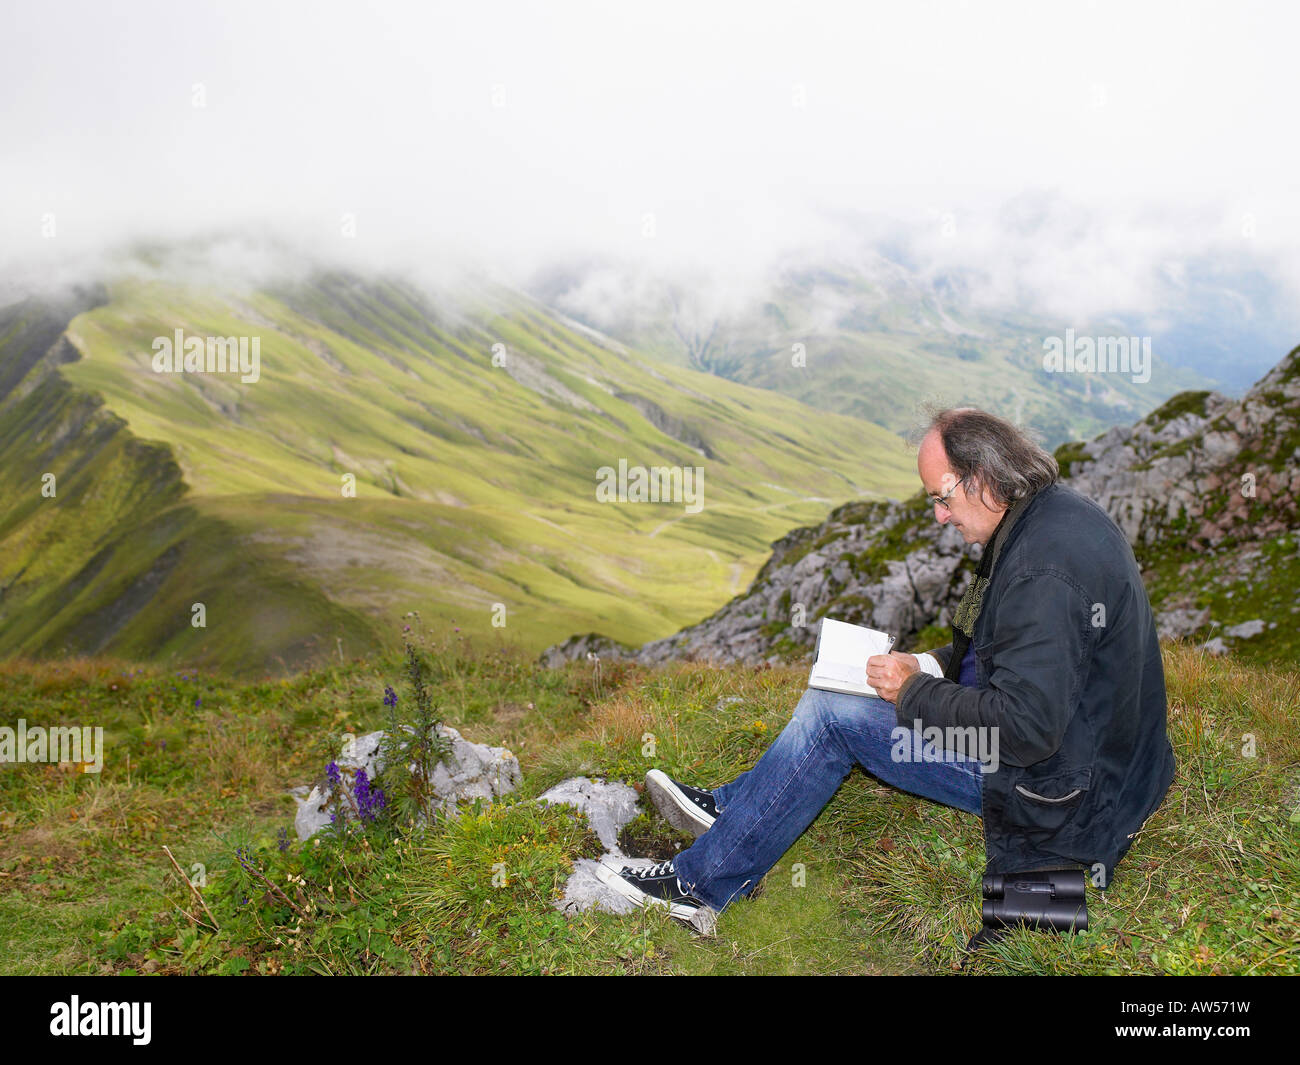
[929,475,966,512]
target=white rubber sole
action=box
[645,768,716,837]
[593,861,701,922]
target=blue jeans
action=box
[672,686,984,912]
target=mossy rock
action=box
[1143,390,1213,431]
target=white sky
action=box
[3,0,1298,315]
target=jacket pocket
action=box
[1003,766,1092,838]
[1015,783,1085,804]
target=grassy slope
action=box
[572,266,1211,447]
[0,640,1294,975]
[746,272,1210,445]
[1,274,918,676]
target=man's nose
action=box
[934,503,949,524]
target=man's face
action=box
[917,430,1007,546]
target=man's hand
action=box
[866,651,920,703]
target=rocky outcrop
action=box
[613,391,714,458]
[543,345,1300,666]
[541,775,718,933]
[537,633,637,669]
[292,725,522,840]
[636,502,975,664]
[538,777,641,852]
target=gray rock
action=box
[557,856,658,916]
[1156,607,1211,640]
[537,632,635,668]
[339,729,386,776]
[1224,619,1267,640]
[538,776,641,853]
[688,902,719,937]
[541,774,724,929]
[540,775,649,917]
[424,725,523,814]
[542,776,720,935]
[292,724,521,840]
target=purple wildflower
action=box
[353,768,387,824]
[383,685,398,709]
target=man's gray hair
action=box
[921,406,1059,507]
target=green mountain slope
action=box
[536,256,1213,447]
[0,269,918,677]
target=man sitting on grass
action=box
[596,407,1176,927]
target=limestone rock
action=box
[557,857,658,916]
[1156,607,1211,640]
[538,776,641,853]
[538,775,651,917]
[538,632,635,668]
[292,724,521,841]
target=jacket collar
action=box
[980,481,1053,571]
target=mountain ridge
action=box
[0,266,918,678]
[531,253,1216,446]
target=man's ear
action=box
[968,474,995,511]
[972,475,1009,513]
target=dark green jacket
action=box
[896,482,1176,884]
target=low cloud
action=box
[3,0,1297,369]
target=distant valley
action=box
[533,252,1219,447]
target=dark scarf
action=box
[944,490,1036,682]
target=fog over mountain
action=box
[530,198,1298,393]
[3,1,1298,393]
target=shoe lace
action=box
[633,860,675,880]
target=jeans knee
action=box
[793,686,828,722]
[792,686,847,736]
[794,686,893,739]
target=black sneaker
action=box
[645,768,718,836]
[594,859,705,921]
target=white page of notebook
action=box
[817,617,893,665]
[809,617,895,697]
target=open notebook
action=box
[808,617,944,698]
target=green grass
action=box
[1142,389,1214,430]
[1,638,1294,975]
[1142,534,1300,667]
[1,274,921,678]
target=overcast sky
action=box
[3,0,1298,322]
